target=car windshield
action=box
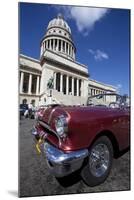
[87,93,130,108]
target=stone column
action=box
[74,48,75,60]
[36,76,39,95]
[94,89,96,95]
[77,78,79,96]
[46,40,48,49]
[57,39,59,51]
[68,43,70,55]
[73,48,75,59]
[20,71,24,93]
[65,42,67,54]
[70,46,72,57]
[69,45,71,56]
[60,73,63,92]
[49,39,52,50]
[28,74,32,94]
[72,47,73,58]
[72,77,74,95]
[53,72,56,89]
[81,80,84,96]
[66,75,69,95]
[71,46,73,57]
[52,39,55,50]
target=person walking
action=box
[28,103,33,118]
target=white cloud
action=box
[54,6,109,35]
[88,49,109,61]
[70,7,108,33]
[116,84,122,89]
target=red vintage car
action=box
[32,93,130,186]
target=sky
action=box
[19,2,130,95]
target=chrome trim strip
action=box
[44,142,88,163]
[44,142,88,177]
[48,107,56,124]
[38,120,62,145]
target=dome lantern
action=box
[57,13,64,19]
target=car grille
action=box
[38,120,59,139]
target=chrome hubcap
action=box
[89,143,110,177]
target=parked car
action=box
[20,103,35,119]
[32,93,130,186]
[19,104,28,118]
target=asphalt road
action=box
[19,118,130,197]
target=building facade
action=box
[19,14,116,106]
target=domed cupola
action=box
[47,13,71,34]
[40,14,76,60]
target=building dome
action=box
[40,14,76,60]
[47,14,71,34]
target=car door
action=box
[114,106,130,150]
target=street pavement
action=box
[19,118,130,197]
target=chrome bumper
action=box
[44,142,88,177]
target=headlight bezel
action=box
[55,115,68,138]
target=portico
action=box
[20,71,40,95]
[54,72,83,96]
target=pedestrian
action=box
[28,102,33,118]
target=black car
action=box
[19,104,28,118]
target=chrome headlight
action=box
[55,115,68,138]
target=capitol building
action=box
[19,14,116,106]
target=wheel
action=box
[81,136,113,187]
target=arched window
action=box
[22,99,27,104]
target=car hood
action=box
[40,105,110,125]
